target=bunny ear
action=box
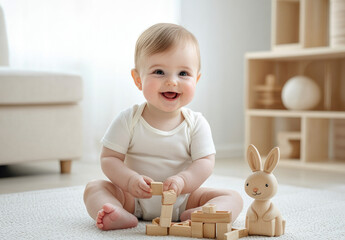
[247,144,262,172]
[264,147,280,173]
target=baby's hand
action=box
[127,174,153,198]
[163,175,185,196]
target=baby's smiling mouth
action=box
[161,92,180,100]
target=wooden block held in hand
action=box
[203,223,216,238]
[150,182,163,195]
[162,190,177,204]
[146,224,168,236]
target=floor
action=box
[0,158,344,194]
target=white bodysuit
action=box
[101,102,216,221]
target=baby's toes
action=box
[96,222,104,229]
[96,210,105,223]
[97,209,105,219]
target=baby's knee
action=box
[84,180,111,197]
[228,190,244,210]
[215,189,243,210]
[85,179,107,189]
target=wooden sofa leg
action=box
[60,160,72,174]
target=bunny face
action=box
[245,145,280,200]
[245,171,278,200]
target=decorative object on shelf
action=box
[254,74,283,109]
[277,132,301,159]
[281,75,321,110]
[245,145,285,237]
[334,120,345,161]
[330,0,345,47]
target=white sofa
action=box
[0,6,83,173]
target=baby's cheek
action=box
[182,82,196,101]
[142,81,159,99]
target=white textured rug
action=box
[0,175,344,240]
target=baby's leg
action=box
[180,187,243,222]
[83,180,138,230]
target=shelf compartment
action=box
[246,115,301,157]
[333,119,345,160]
[278,131,301,159]
[272,0,329,50]
[303,118,329,163]
[272,0,301,48]
[246,56,345,111]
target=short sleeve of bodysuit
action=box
[101,107,133,154]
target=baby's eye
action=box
[179,71,188,76]
[154,69,164,75]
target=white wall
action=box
[1,0,272,161]
[180,0,271,158]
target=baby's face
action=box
[137,42,200,114]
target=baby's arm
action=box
[100,146,153,198]
[163,154,215,195]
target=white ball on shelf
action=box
[281,75,321,110]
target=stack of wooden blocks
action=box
[146,182,177,236]
[146,182,248,240]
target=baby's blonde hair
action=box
[134,23,200,72]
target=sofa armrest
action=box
[0,67,83,104]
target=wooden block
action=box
[203,223,216,238]
[216,223,232,240]
[146,224,168,236]
[231,228,248,238]
[162,190,177,204]
[225,230,239,240]
[160,204,173,218]
[159,218,171,228]
[202,203,216,213]
[191,222,203,238]
[170,224,192,237]
[173,220,191,226]
[191,211,232,223]
[150,182,163,195]
[152,217,160,225]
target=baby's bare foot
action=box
[96,203,138,230]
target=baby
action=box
[83,23,243,231]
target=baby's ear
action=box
[196,73,201,83]
[131,69,142,90]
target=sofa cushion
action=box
[0,68,82,104]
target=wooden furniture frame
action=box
[245,0,345,173]
[272,0,329,51]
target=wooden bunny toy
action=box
[245,144,285,237]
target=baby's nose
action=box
[253,188,258,193]
[166,77,177,86]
